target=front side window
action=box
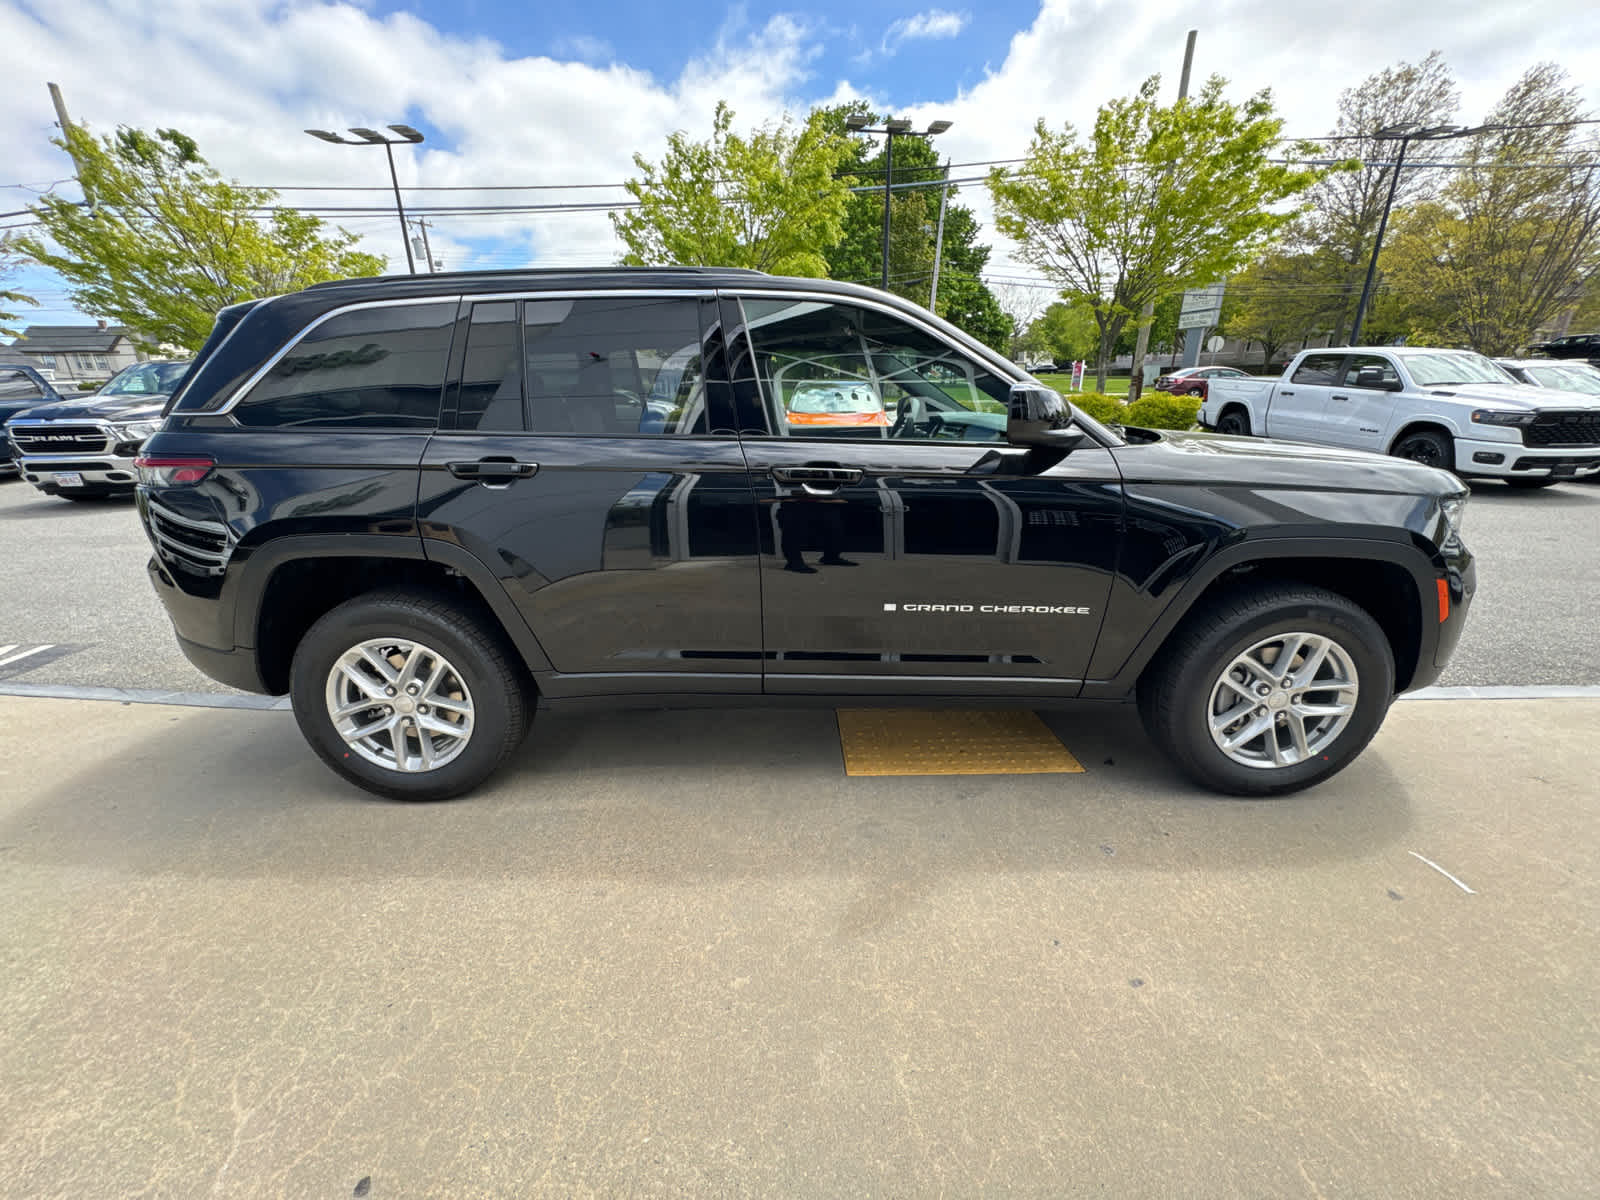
[0,370,45,401]
[234,301,455,429]
[1343,354,1400,388]
[740,298,1009,441]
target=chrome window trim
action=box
[213,295,463,415]
[214,290,719,415]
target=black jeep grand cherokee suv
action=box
[136,268,1475,801]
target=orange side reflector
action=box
[1436,578,1450,623]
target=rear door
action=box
[726,291,1123,696]
[418,292,763,695]
[1266,353,1344,443]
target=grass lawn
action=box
[1036,373,1130,397]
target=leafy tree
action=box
[815,104,1011,347]
[18,126,384,352]
[1030,300,1098,364]
[1301,52,1459,342]
[990,74,1322,389]
[1,234,36,340]
[1379,64,1600,353]
[1221,245,1342,366]
[612,101,853,277]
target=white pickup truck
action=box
[1197,346,1600,487]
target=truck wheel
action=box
[289,588,531,801]
[1137,585,1395,796]
[1391,429,1454,472]
[1215,407,1251,437]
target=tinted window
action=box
[1291,354,1344,385]
[741,298,1009,441]
[234,301,455,429]
[523,296,708,435]
[1343,354,1400,388]
[457,302,522,431]
[0,371,46,402]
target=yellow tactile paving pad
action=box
[836,709,1085,776]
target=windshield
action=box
[1404,352,1516,387]
[1529,364,1600,395]
[102,361,190,396]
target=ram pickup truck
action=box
[1198,346,1600,487]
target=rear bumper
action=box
[1455,437,1600,480]
[147,554,269,694]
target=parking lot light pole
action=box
[1347,122,1478,346]
[305,124,425,274]
[844,114,953,291]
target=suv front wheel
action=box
[1138,585,1395,796]
[289,589,531,801]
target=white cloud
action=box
[883,9,971,53]
[3,0,1598,319]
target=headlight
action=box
[1439,493,1468,540]
[111,419,164,442]
[1470,409,1537,426]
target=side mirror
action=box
[1356,366,1403,391]
[1006,383,1084,448]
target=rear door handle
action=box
[770,465,864,494]
[447,458,539,487]
[1331,394,1349,402]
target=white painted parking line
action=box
[0,644,16,658]
[0,644,55,669]
[1402,684,1600,701]
[1409,851,1477,895]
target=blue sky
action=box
[3,0,1598,330]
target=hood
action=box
[1416,380,1597,411]
[1111,427,1462,495]
[9,393,171,423]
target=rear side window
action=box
[1291,354,1344,385]
[233,301,455,429]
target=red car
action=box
[1153,365,1251,399]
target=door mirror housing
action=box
[1355,366,1403,391]
[1006,383,1085,448]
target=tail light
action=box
[135,455,214,486]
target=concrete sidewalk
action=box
[1,695,1595,1197]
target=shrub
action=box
[1123,392,1201,430]
[1067,391,1125,425]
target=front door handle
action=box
[1331,394,1349,402]
[447,458,539,488]
[1279,389,1295,396]
[771,466,863,494]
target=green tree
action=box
[19,126,384,352]
[1221,245,1342,367]
[1,234,36,340]
[815,104,1011,347]
[990,75,1322,389]
[612,101,853,277]
[1385,65,1600,353]
[1301,52,1459,342]
[1030,300,1098,364]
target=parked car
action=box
[136,269,1473,802]
[1198,346,1600,488]
[1530,332,1600,363]
[1154,365,1251,399]
[1494,358,1600,396]
[0,364,65,476]
[9,359,190,500]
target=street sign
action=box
[1178,282,1226,330]
[1206,335,1225,353]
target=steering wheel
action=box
[891,393,923,438]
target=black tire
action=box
[1503,477,1560,489]
[1215,407,1251,437]
[289,588,531,801]
[1137,585,1396,797]
[1391,428,1454,472]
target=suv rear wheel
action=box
[1138,585,1395,796]
[289,589,530,801]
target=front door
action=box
[726,293,1124,696]
[1323,352,1402,452]
[1267,352,1345,443]
[418,293,763,694]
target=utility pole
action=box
[1129,30,1195,401]
[928,159,950,312]
[47,82,93,207]
[410,216,438,273]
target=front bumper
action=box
[1455,436,1600,480]
[18,453,141,494]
